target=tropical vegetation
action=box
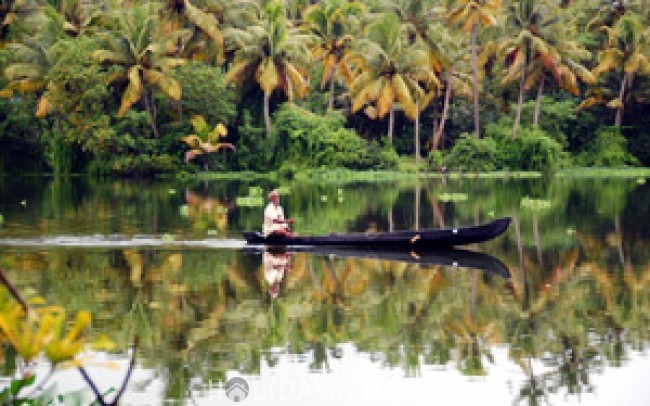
[0,0,649,176]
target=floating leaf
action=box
[437,193,468,202]
[637,178,646,185]
[521,197,551,211]
[236,196,264,207]
[162,234,175,242]
[248,186,263,197]
[179,205,189,217]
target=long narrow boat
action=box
[243,217,511,248]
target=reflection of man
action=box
[263,251,290,299]
[263,189,294,237]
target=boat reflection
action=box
[260,247,510,299]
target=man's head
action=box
[269,189,280,206]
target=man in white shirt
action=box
[263,189,294,237]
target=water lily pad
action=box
[637,178,646,185]
[162,234,175,242]
[179,205,189,216]
[236,196,264,207]
[248,186,263,197]
[437,193,468,202]
[521,197,551,211]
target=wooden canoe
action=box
[243,217,511,248]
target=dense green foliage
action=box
[0,0,649,176]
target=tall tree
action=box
[225,0,313,135]
[304,0,365,111]
[348,13,438,145]
[0,8,68,117]
[501,0,559,138]
[525,20,595,127]
[448,0,502,139]
[93,4,189,137]
[590,13,650,127]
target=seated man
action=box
[263,189,294,237]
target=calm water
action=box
[0,175,649,405]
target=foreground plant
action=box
[0,267,132,405]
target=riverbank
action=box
[179,167,650,183]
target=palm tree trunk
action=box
[415,182,420,230]
[327,67,335,112]
[615,72,627,127]
[415,101,420,167]
[431,100,439,146]
[388,105,394,143]
[512,62,527,139]
[533,78,544,128]
[434,65,454,150]
[471,25,480,139]
[533,215,544,271]
[142,86,160,138]
[263,91,272,135]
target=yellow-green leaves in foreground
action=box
[0,287,94,365]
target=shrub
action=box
[426,150,444,171]
[499,129,569,172]
[577,127,639,167]
[169,62,236,127]
[444,134,499,171]
[271,104,398,170]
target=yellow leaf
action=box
[118,66,143,117]
[376,81,394,119]
[392,75,415,119]
[143,70,181,101]
[225,61,249,84]
[285,63,308,99]
[606,99,623,109]
[36,96,52,118]
[256,58,279,95]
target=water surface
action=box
[0,175,648,405]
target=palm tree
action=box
[159,0,225,64]
[56,0,105,37]
[525,21,595,127]
[448,0,502,139]
[92,4,189,138]
[425,23,471,150]
[590,13,650,127]
[0,0,41,47]
[225,0,313,135]
[304,0,365,111]
[348,13,438,145]
[500,0,560,138]
[0,10,68,117]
